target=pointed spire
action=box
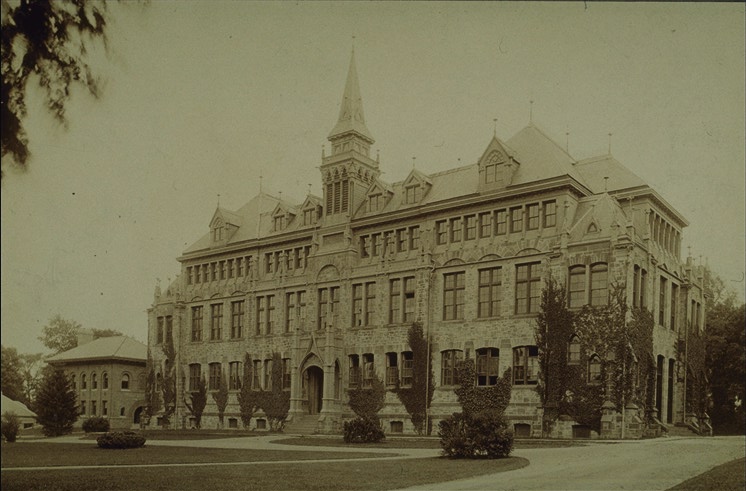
[328,47,374,143]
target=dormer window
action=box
[212,220,224,242]
[484,151,505,184]
[274,215,286,231]
[405,184,422,204]
[303,208,317,226]
[369,193,385,212]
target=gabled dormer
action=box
[365,178,394,213]
[209,208,240,245]
[300,194,322,226]
[477,135,519,192]
[401,169,432,205]
[271,202,297,232]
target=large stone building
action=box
[148,51,706,437]
[47,335,148,429]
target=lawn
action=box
[668,457,746,491]
[79,429,263,441]
[1,442,528,491]
[275,436,584,450]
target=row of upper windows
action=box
[435,200,556,245]
[649,211,681,257]
[359,226,421,258]
[273,206,321,232]
[72,372,131,391]
[186,256,253,286]
[79,400,123,418]
[264,246,312,274]
[187,360,291,392]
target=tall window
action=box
[510,206,523,233]
[401,352,414,388]
[390,279,401,323]
[408,226,420,250]
[659,277,667,326]
[479,212,492,238]
[165,316,173,343]
[92,373,98,389]
[121,373,131,390]
[267,295,275,334]
[385,352,398,387]
[349,355,361,388]
[568,265,586,308]
[231,300,244,339]
[353,282,377,327]
[102,372,109,390]
[256,295,275,334]
[465,215,477,240]
[229,361,242,390]
[640,268,648,308]
[436,220,447,244]
[189,364,201,392]
[590,263,608,306]
[633,265,640,308]
[210,303,223,340]
[543,200,556,228]
[495,209,507,235]
[318,287,339,329]
[209,362,221,390]
[157,317,164,344]
[256,296,266,335]
[513,346,539,385]
[527,204,539,230]
[253,360,262,389]
[362,354,375,388]
[81,374,87,389]
[282,358,291,390]
[192,307,203,340]
[441,350,463,386]
[568,335,581,365]
[403,277,415,322]
[478,267,502,318]
[443,272,465,320]
[588,355,602,384]
[476,348,500,386]
[286,291,306,332]
[670,283,678,331]
[516,263,541,314]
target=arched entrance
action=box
[305,366,324,414]
[133,406,144,424]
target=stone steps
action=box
[666,424,701,437]
[286,414,318,435]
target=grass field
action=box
[276,436,584,449]
[0,441,528,491]
[668,457,746,491]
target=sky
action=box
[2,2,744,355]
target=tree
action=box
[91,328,123,339]
[237,353,259,428]
[19,352,44,407]
[393,323,435,434]
[160,336,177,426]
[211,369,229,429]
[347,371,386,421]
[258,353,290,432]
[184,376,207,429]
[34,367,78,436]
[1,0,108,174]
[39,315,80,354]
[0,345,26,404]
[144,357,162,422]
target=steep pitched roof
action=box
[46,336,147,364]
[506,124,588,187]
[573,154,647,193]
[328,49,374,143]
[1,394,36,418]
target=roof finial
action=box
[687,244,692,258]
[608,132,613,154]
[278,190,283,201]
[217,193,221,207]
[259,173,263,193]
[604,176,609,192]
[352,35,356,53]
[376,149,380,163]
[565,130,570,153]
[412,156,416,170]
[529,99,534,123]
[493,118,497,137]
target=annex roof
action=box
[1,394,36,418]
[46,336,147,364]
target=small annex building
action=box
[46,336,147,430]
[1,393,37,429]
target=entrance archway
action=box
[133,406,144,424]
[305,366,324,414]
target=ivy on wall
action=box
[535,279,655,435]
[237,352,259,428]
[211,369,229,428]
[393,322,435,434]
[348,372,386,421]
[236,352,290,431]
[184,375,207,428]
[161,336,177,426]
[454,357,512,416]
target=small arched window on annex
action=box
[567,335,581,366]
[587,354,602,385]
[476,347,500,386]
[102,372,109,390]
[121,373,131,390]
[91,372,98,390]
[81,373,87,390]
[589,263,609,307]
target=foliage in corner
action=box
[211,369,229,428]
[347,371,386,421]
[439,410,513,459]
[392,322,435,434]
[2,412,21,443]
[34,367,78,437]
[144,352,162,421]
[184,375,208,429]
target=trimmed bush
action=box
[96,431,146,449]
[439,410,514,458]
[343,417,385,443]
[2,412,21,443]
[82,416,110,433]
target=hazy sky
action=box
[2,2,744,355]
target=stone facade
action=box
[147,51,706,437]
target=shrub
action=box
[96,431,146,449]
[2,412,21,443]
[82,416,110,433]
[439,410,514,458]
[343,417,385,443]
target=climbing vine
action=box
[211,368,229,428]
[393,322,435,434]
[454,356,512,416]
[237,353,259,428]
[348,372,386,421]
[160,336,177,426]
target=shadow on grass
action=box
[667,458,746,491]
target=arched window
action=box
[102,372,109,390]
[92,373,98,389]
[121,373,130,390]
[588,354,602,384]
[568,265,586,308]
[476,348,500,386]
[81,373,87,389]
[590,263,609,306]
[568,335,581,366]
